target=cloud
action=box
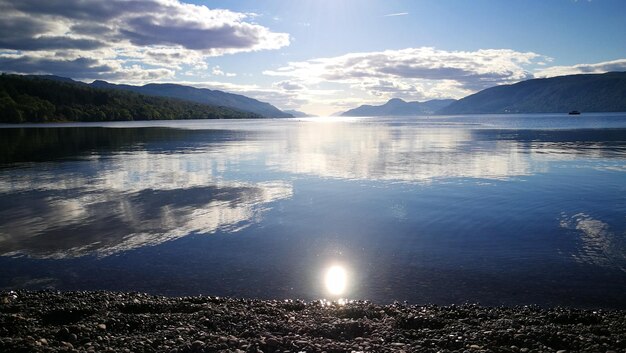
[274,80,305,91]
[0,56,113,77]
[7,0,159,22]
[384,12,409,17]
[535,59,626,78]
[264,47,542,103]
[212,65,236,77]
[0,0,289,81]
[0,54,175,82]
[119,14,287,52]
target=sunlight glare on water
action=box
[324,265,347,296]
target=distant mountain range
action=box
[340,72,626,116]
[341,98,456,116]
[438,72,626,114]
[89,80,291,118]
[283,109,312,117]
[4,71,626,124]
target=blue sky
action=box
[1,0,625,114]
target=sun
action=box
[324,265,347,296]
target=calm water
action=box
[1,114,626,308]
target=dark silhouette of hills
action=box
[0,74,262,123]
[341,98,456,116]
[90,80,291,118]
[438,72,626,114]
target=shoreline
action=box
[1,291,624,352]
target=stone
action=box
[266,337,279,347]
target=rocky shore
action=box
[1,291,625,353]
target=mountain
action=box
[438,72,626,115]
[0,74,261,123]
[90,80,291,118]
[283,109,312,117]
[25,75,79,84]
[341,98,456,116]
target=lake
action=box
[1,114,626,308]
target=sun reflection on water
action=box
[324,265,347,296]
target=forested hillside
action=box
[90,80,292,118]
[438,72,626,114]
[0,74,260,123]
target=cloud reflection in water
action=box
[263,122,542,182]
[1,120,625,264]
[560,213,626,273]
[0,146,292,258]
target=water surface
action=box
[1,114,626,308]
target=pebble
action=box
[266,337,279,347]
[0,290,624,353]
[191,340,204,349]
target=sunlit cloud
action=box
[265,47,541,90]
[535,58,626,78]
[263,47,544,113]
[384,12,409,17]
[274,80,305,91]
[0,0,289,81]
[212,65,237,77]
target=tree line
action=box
[0,74,260,123]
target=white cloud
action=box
[266,47,540,90]
[212,65,237,77]
[274,80,305,91]
[262,47,544,112]
[535,58,626,78]
[0,0,289,81]
[384,12,409,17]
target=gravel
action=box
[1,290,625,352]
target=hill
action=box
[90,80,291,118]
[0,74,261,123]
[438,72,626,114]
[341,98,455,116]
[283,109,312,117]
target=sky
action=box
[1,0,625,115]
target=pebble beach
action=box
[1,291,625,353]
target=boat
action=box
[568,110,581,115]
